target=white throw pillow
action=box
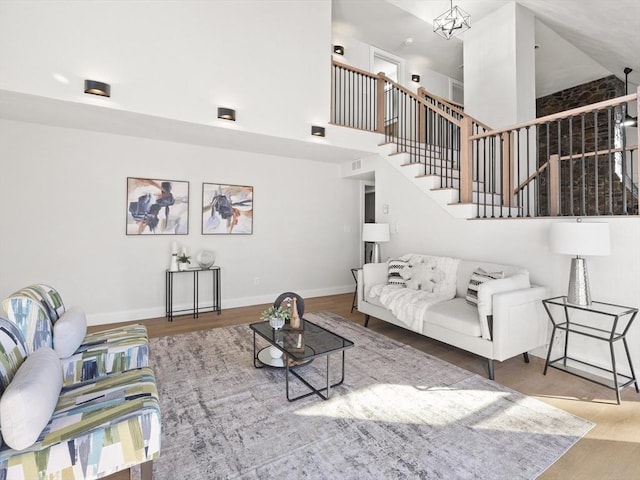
[0,347,62,450]
[53,306,87,358]
[476,273,530,340]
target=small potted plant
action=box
[260,305,291,330]
[177,253,191,271]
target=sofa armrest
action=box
[493,286,549,361]
[357,263,388,306]
[491,285,549,361]
[362,262,389,286]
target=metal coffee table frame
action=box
[250,319,354,402]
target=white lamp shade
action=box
[549,222,610,256]
[362,223,390,242]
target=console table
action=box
[542,296,638,404]
[165,267,221,322]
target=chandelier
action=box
[433,0,471,40]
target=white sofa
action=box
[357,254,549,379]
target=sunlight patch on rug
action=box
[294,383,511,425]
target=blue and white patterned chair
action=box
[0,316,161,480]
[2,285,149,386]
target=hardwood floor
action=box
[94,293,640,480]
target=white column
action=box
[463,3,536,128]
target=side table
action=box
[542,296,638,404]
[165,267,221,322]
[350,268,361,313]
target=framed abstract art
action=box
[126,177,189,235]
[202,183,253,234]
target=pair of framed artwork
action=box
[126,177,253,235]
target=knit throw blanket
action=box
[369,284,449,332]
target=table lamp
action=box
[362,223,390,263]
[549,219,610,306]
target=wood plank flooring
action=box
[93,293,640,480]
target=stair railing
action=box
[468,89,639,218]
[332,59,638,218]
[331,60,486,197]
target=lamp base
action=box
[567,257,591,306]
[372,243,382,263]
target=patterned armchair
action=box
[2,285,149,386]
[0,316,161,480]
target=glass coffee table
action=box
[250,318,354,402]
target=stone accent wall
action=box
[535,76,637,215]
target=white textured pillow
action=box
[0,347,62,450]
[53,306,87,358]
[477,273,530,339]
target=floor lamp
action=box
[362,223,390,263]
[549,220,610,306]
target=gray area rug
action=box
[148,311,593,479]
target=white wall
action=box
[534,21,611,98]
[463,2,536,127]
[371,157,640,372]
[331,37,452,101]
[0,0,331,141]
[0,119,361,324]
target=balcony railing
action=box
[469,95,639,217]
[331,59,639,218]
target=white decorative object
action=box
[269,345,282,359]
[196,250,215,268]
[169,242,179,272]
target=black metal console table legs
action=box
[165,267,221,321]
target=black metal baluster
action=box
[594,110,600,215]
[578,114,586,216]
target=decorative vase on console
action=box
[169,241,179,272]
[290,297,301,330]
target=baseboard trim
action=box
[86,284,355,326]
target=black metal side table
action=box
[542,296,638,404]
[165,267,221,322]
[350,268,361,313]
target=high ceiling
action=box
[332,0,640,97]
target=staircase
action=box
[379,142,521,218]
[332,59,640,219]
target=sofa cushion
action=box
[0,367,161,480]
[387,259,408,286]
[423,298,482,337]
[466,268,504,306]
[456,260,527,298]
[53,307,87,358]
[0,347,62,450]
